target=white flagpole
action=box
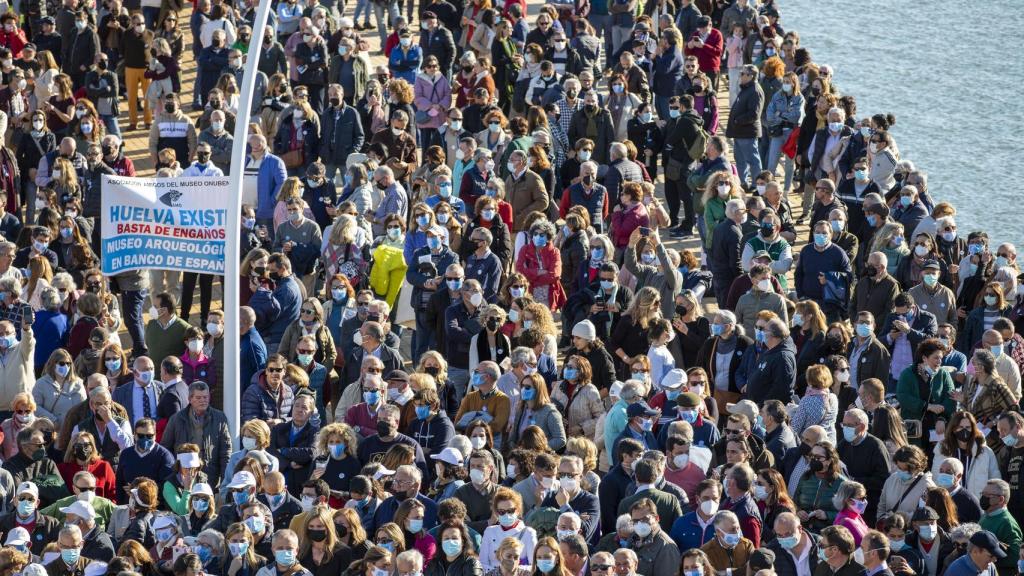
[224,0,275,439]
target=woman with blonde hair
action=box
[869,221,908,276]
[609,286,662,379]
[507,374,565,452]
[222,523,268,576]
[50,156,81,203]
[405,203,437,263]
[298,504,348,574]
[68,100,105,153]
[311,423,360,497]
[479,488,536,570]
[418,351,458,416]
[673,289,711,369]
[224,419,279,483]
[374,523,406,556]
[482,537,530,576]
[33,348,85,429]
[0,394,35,459]
[791,365,839,443]
[518,302,558,358]
[273,177,313,230]
[322,214,371,287]
[701,171,742,248]
[565,437,600,494]
[334,507,371,560]
[793,299,828,393]
[23,256,53,311]
[469,305,511,371]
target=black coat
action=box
[81,528,116,562]
[709,218,743,286]
[424,555,483,576]
[197,46,230,100]
[725,79,763,139]
[318,104,365,165]
[460,217,512,266]
[0,510,60,554]
[567,108,615,165]
[420,26,456,76]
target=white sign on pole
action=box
[100,175,230,275]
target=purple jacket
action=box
[413,73,453,129]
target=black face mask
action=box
[329,97,341,107]
[424,366,440,377]
[97,60,108,70]
[585,104,597,114]
[799,442,812,456]
[955,428,972,443]
[376,421,396,437]
[73,444,93,460]
[486,318,499,331]
[197,153,211,163]
[253,266,267,276]
[268,271,282,281]
[210,100,222,109]
[334,524,348,538]
[675,305,688,318]
[864,266,878,278]
[164,103,176,113]
[979,495,991,511]
[808,459,824,473]
[581,174,595,186]
[308,529,327,542]
[102,144,116,157]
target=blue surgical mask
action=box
[332,288,347,301]
[778,535,799,550]
[245,516,265,535]
[866,215,877,227]
[363,391,381,405]
[600,280,614,291]
[900,196,912,208]
[722,532,740,547]
[471,372,485,388]
[193,498,210,513]
[408,518,424,533]
[427,236,442,250]
[17,500,35,517]
[521,388,536,401]
[416,215,430,228]
[842,425,857,442]
[856,323,872,338]
[61,549,80,566]
[329,443,346,458]
[669,108,681,119]
[639,112,652,123]
[106,358,121,372]
[229,542,250,557]
[563,367,578,380]
[711,324,724,336]
[537,560,556,573]
[274,550,295,566]
[813,233,829,247]
[442,539,462,556]
[195,545,213,563]
[936,473,955,489]
[896,470,913,482]
[641,419,653,432]
[666,389,680,401]
[415,405,431,420]
[680,410,698,423]
[532,235,548,247]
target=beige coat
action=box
[504,170,549,232]
[550,381,604,438]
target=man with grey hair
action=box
[709,197,747,305]
[344,320,403,385]
[766,512,817,575]
[454,360,509,446]
[561,159,606,233]
[850,251,898,326]
[497,347,536,411]
[0,242,19,282]
[745,318,795,405]
[504,149,548,232]
[725,64,764,187]
[604,142,642,206]
[978,478,1019,574]
[935,457,982,523]
[160,380,231,487]
[371,164,409,236]
[556,511,583,540]
[396,550,424,575]
[786,426,829,496]
[795,219,852,309]
[246,133,288,235]
[837,408,891,524]
[541,455,600,541]
[369,463,434,534]
[444,278,485,395]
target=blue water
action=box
[783,0,1024,245]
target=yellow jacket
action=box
[369,244,408,308]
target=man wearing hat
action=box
[659,391,719,449]
[611,403,660,466]
[32,18,62,62]
[3,526,33,558]
[978,479,1021,575]
[384,370,415,427]
[905,506,952,576]
[62,500,114,561]
[749,548,775,574]
[944,530,1004,576]
[649,369,686,426]
[206,470,259,534]
[0,482,60,555]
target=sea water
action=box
[783,0,1024,245]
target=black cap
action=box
[749,549,775,571]
[385,369,409,382]
[41,16,55,24]
[969,530,1006,559]
[911,506,939,522]
[627,402,659,418]
[922,259,941,271]
[422,10,437,18]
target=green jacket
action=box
[896,365,955,421]
[979,507,1021,572]
[618,487,682,534]
[41,494,115,529]
[703,196,727,248]
[795,474,845,531]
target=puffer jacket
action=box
[550,381,603,437]
[369,243,408,308]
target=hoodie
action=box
[148,109,198,164]
[745,337,797,405]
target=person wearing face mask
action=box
[735,264,789,337]
[147,93,197,168]
[197,109,234,174]
[567,93,614,166]
[700,510,752,574]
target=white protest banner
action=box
[101,175,230,275]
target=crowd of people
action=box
[0,1,1016,576]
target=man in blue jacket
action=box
[612,402,660,466]
[252,253,302,353]
[246,133,288,239]
[745,317,796,405]
[444,278,484,397]
[239,306,267,393]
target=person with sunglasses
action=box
[241,354,296,427]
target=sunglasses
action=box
[267,367,285,373]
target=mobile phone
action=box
[639,227,651,237]
[21,304,34,325]
[315,456,329,470]
[904,420,922,439]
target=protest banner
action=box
[100,175,231,275]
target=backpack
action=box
[686,125,710,162]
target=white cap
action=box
[5,527,30,546]
[430,447,464,467]
[227,471,257,489]
[59,500,97,522]
[151,514,177,531]
[373,468,395,481]
[609,380,624,398]
[726,399,760,425]
[16,481,38,498]
[339,17,354,28]
[659,369,686,390]
[191,482,214,497]
[83,564,107,576]
[177,452,201,469]
[23,564,48,576]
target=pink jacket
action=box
[610,204,649,248]
[413,73,453,129]
[834,509,868,547]
[725,36,746,69]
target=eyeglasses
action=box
[496,508,516,515]
[266,367,285,373]
[300,308,315,314]
[592,566,613,572]
[14,410,31,415]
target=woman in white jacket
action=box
[877,445,935,519]
[931,411,1001,496]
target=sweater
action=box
[0,328,34,409]
[143,317,190,368]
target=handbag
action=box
[782,126,800,159]
[281,148,304,169]
[665,157,685,180]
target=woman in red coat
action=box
[515,219,566,310]
[57,430,118,500]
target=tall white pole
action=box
[224,0,275,439]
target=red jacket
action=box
[515,243,566,310]
[57,459,118,501]
[686,28,723,73]
[0,30,27,59]
[610,203,649,248]
[107,154,136,177]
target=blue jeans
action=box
[767,130,796,190]
[733,137,762,187]
[122,288,148,357]
[372,1,399,47]
[354,0,371,24]
[142,6,160,29]
[101,114,121,138]
[587,13,612,67]
[654,95,671,123]
[412,309,434,365]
